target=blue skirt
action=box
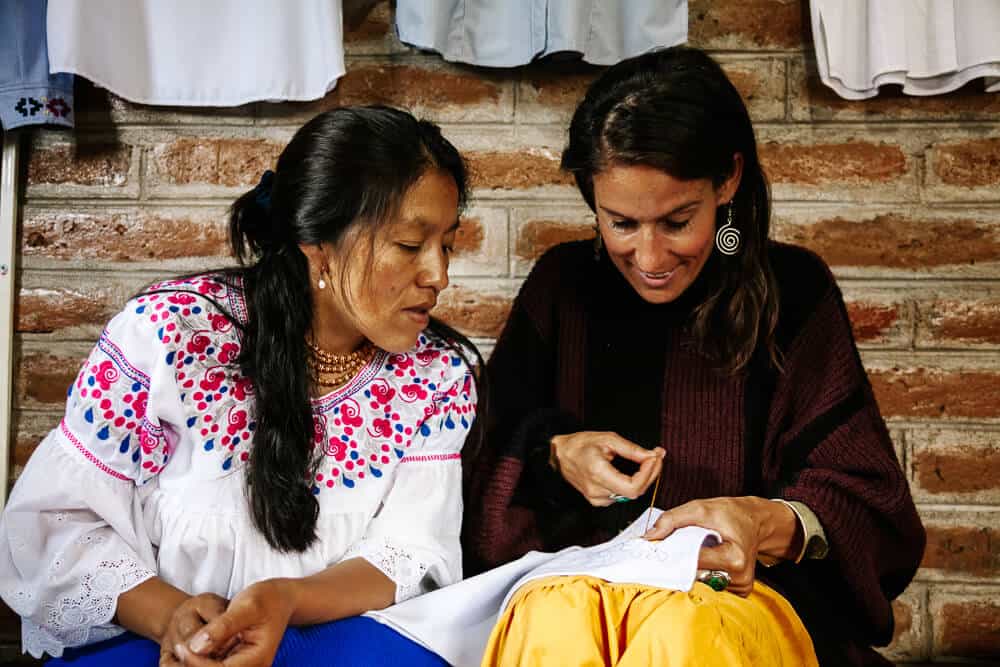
[46,616,448,666]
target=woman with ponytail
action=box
[0,106,481,667]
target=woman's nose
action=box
[634,226,671,271]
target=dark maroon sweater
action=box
[463,240,925,667]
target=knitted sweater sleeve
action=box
[463,248,589,573]
[764,274,925,646]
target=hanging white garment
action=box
[395,0,687,68]
[811,0,1000,100]
[46,0,346,106]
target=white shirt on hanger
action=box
[47,0,346,106]
[811,0,1000,99]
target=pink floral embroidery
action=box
[369,379,395,405]
[94,360,120,391]
[227,408,248,436]
[218,342,240,364]
[187,332,211,355]
[368,418,392,438]
[339,398,363,428]
[325,438,347,461]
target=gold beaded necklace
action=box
[307,339,376,389]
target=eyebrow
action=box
[600,200,701,221]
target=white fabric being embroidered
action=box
[395,0,687,67]
[367,509,720,667]
[45,0,346,105]
[811,0,1000,100]
[0,275,476,658]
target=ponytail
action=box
[229,187,321,552]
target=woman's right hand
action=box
[159,593,231,666]
[549,431,664,506]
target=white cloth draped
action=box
[46,0,346,105]
[811,0,1000,99]
[395,0,687,67]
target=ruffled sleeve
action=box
[0,301,175,658]
[343,363,477,603]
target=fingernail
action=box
[189,632,210,654]
[174,643,189,658]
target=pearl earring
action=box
[318,277,327,289]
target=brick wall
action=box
[7,1,1000,662]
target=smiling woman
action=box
[0,106,481,667]
[466,46,924,667]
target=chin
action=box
[631,284,683,305]
[373,331,421,354]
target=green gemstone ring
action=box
[699,570,731,592]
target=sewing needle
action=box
[643,470,662,535]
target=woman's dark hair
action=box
[562,46,780,374]
[224,105,483,552]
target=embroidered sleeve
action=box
[344,366,477,603]
[0,303,171,658]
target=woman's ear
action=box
[299,243,329,284]
[718,153,744,204]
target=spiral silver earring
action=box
[715,203,741,256]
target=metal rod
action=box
[0,130,22,510]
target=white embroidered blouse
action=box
[0,275,477,658]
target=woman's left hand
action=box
[643,496,798,597]
[172,578,298,666]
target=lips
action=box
[403,302,435,326]
[636,268,676,289]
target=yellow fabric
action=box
[482,575,818,667]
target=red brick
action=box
[772,213,1000,270]
[760,141,909,185]
[517,57,785,124]
[335,64,505,109]
[722,59,787,122]
[931,138,1000,188]
[74,78,253,126]
[891,597,913,646]
[934,598,1000,658]
[791,59,1000,122]
[844,301,902,344]
[16,286,117,334]
[152,138,283,187]
[454,217,484,256]
[16,352,88,408]
[466,151,573,191]
[21,209,229,262]
[913,447,1000,498]
[870,368,1000,420]
[433,287,512,338]
[516,64,601,123]
[27,142,131,187]
[516,220,594,262]
[920,299,1000,346]
[260,63,511,123]
[344,0,391,42]
[688,0,804,50]
[12,412,58,468]
[879,587,927,663]
[921,525,1000,578]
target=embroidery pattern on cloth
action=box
[13,96,72,119]
[309,335,475,493]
